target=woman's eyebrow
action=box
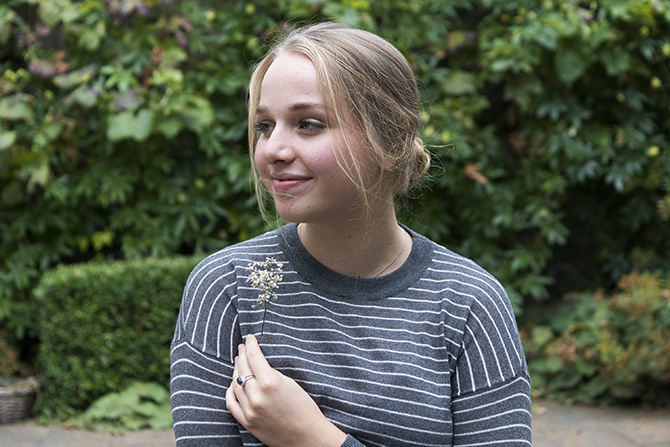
[256,102,327,115]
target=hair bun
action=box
[412,137,430,180]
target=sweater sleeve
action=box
[452,372,532,445]
[170,338,244,446]
[170,255,252,446]
[447,258,532,445]
[339,434,368,447]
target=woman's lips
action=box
[271,175,311,193]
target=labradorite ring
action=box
[236,374,256,387]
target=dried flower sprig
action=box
[246,257,284,341]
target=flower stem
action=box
[259,300,268,342]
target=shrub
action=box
[34,256,199,420]
[65,382,172,434]
[522,271,670,406]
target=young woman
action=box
[170,22,531,447]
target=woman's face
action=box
[253,51,371,225]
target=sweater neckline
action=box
[278,223,432,301]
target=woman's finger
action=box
[235,342,256,386]
[230,345,253,409]
[243,334,273,378]
[226,377,247,425]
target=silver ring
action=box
[236,374,256,387]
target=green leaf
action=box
[555,46,588,84]
[0,7,16,45]
[582,376,608,399]
[132,109,154,141]
[107,111,134,141]
[181,97,214,132]
[53,64,97,90]
[600,49,631,76]
[129,381,170,403]
[78,21,106,51]
[38,0,83,26]
[151,68,184,87]
[606,0,634,20]
[65,382,172,433]
[505,76,543,111]
[156,118,183,138]
[113,89,142,111]
[530,325,554,349]
[0,94,33,121]
[576,359,598,376]
[148,407,173,430]
[490,58,515,73]
[0,130,16,150]
[162,47,188,66]
[64,84,101,108]
[17,152,50,191]
[442,70,477,96]
[107,109,154,142]
[91,230,114,251]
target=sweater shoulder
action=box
[188,228,284,280]
[176,228,285,348]
[415,234,509,303]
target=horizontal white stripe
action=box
[456,408,532,427]
[270,353,448,386]
[327,408,451,447]
[453,375,530,404]
[175,435,237,441]
[170,374,227,391]
[254,326,461,353]
[172,405,229,414]
[312,391,450,425]
[455,440,531,447]
[259,331,451,365]
[267,343,449,378]
[173,420,231,427]
[454,392,532,415]
[282,367,449,411]
[171,390,226,401]
[325,403,450,439]
[239,309,447,339]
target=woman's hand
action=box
[226,334,347,447]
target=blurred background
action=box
[1,0,668,431]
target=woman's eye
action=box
[254,122,272,134]
[300,120,325,132]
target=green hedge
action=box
[521,270,670,406]
[34,256,199,420]
[2,0,669,351]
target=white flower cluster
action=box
[246,257,284,307]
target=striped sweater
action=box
[170,223,532,446]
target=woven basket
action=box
[0,377,40,424]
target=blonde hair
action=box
[248,22,430,217]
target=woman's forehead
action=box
[259,53,320,100]
[257,52,345,118]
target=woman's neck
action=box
[296,211,412,278]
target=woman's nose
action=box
[261,126,295,163]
